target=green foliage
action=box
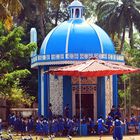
[0,0,23,30]
[82,0,100,20]
[9,86,35,107]
[118,87,130,107]
[1,69,30,86]
[118,32,140,107]
[123,33,140,66]
[96,0,140,53]
[18,0,99,44]
[0,22,36,107]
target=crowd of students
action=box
[8,114,93,136]
[0,105,139,140]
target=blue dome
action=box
[40,19,115,57]
[31,0,124,68]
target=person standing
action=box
[115,106,122,119]
[64,104,70,118]
[48,103,53,120]
[113,116,123,140]
[97,116,106,140]
[106,113,113,134]
[109,105,116,120]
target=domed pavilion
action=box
[31,0,124,120]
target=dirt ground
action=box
[14,135,140,140]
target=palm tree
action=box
[0,0,23,30]
[96,0,140,54]
[35,0,47,38]
[19,0,71,38]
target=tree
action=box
[17,0,99,44]
[18,0,71,44]
[0,22,36,107]
[84,0,102,21]
[0,0,23,30]
[96,0,140,53]
[124,33,140,107]
[118,33,140,108]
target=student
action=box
[97,116,106,140]
[27,115,34,132]
[113,116,123,140]
[36,118,42,135]
[43,118,49,135]
[109,105,116,120]
[115,107,122,119]
[21,118,26,135]
[48,103,53,120]
[88,117,95,135]
[64,104,70,118]
[9,113,16,128]
[67,119,74,136]
[72,118,79,136]
[58,117,65,136]
[15,116,21,134]
[130,113,137,126]
[51,119,58,135]
[106,113,113,134]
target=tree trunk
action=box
[39,13,46,38]
[129,21,133,48]
[118,27,126,54]
[36,0,46,38]
[54,8,60,27]
[116,32,121,54]
[111,33,115,40]
[124,79,127,119]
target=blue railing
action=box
[31,53,124,65]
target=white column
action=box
[41,68,44,116]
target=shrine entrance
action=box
[72,77,97,119]
[75,94,94,118]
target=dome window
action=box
[68,0,84,19]
[75,8,80,18]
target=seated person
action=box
[130,113,137,126]
[87,117,95,135]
